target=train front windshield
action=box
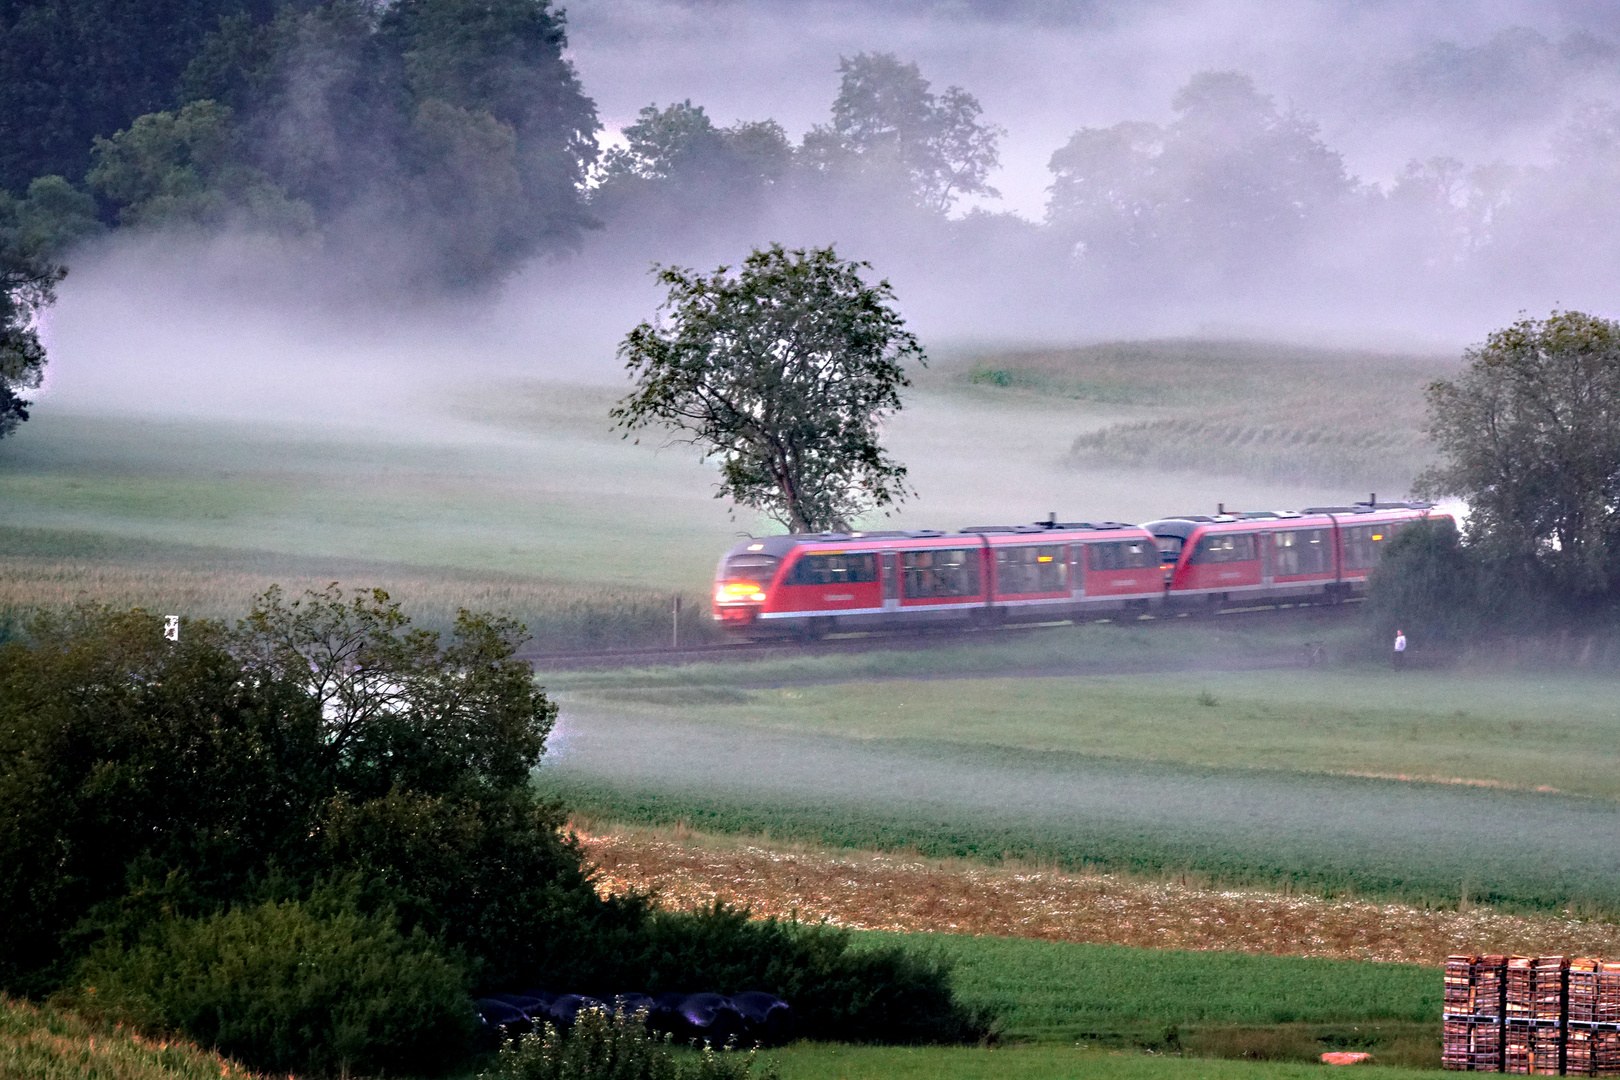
[716,553,779,602]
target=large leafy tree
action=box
[595,101,792,205]
[0,187,75,439]
[612,244,925,534]
[803,52,1002,214]
[1047,71,1351,284]
[1417,310,1620,605]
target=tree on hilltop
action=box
[612,244,925,534]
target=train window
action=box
[1189,533,1258,564]
[901,549,981,598]
[1271,529,1331,576]
[1154,536,1184,564]
[1342,523,1404,570]
[786,552,878,586]
[723,554,779,581]
[1087,540,1159,571]
[995,545,1067,595]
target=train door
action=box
[881,551,899,611]
[1260,529,1276,587]
[1068,543,1084,597]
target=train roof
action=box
[1147,501,1433,529]
[724,503,1440,558]
[721,520,1152,558]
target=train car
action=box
[1146,501,1448,609]
[712,519,1163,637]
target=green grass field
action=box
[556,663,1620,799]
[848,932,1440,1037]
[762,1044,1439,1080]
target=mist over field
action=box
[26,0,1620,432]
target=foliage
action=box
[803,53,1003,214]
[613,244,924,533]
[0,993,262,1080]
[1364,516,1486,645]
[625,904,990,1044]
[0,588,563,994]
[71,889,476,1077]
[42,0,600,285]
[1418,310,1620,608]
[1047,72,1352,284]
[0,0,282,193]
[235,583,556,798]
[482,1005,779,1080]
[594,102,793,223]
[0,181,81,440]
[86,101,312,232]
[0,587,989,1064]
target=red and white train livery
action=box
[712,501,1447,636]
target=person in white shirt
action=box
[1393,628,1407,669]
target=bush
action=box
[625,904,993,1045]
[1364,516,1484,648]
[0,591,992,1069]
[70,890,476,1077]
[480,1006,778,1080]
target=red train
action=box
[712,500,1448,637]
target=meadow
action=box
[955,339,1452,491]
[553,663,1620,799]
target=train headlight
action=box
[717,581,766,604]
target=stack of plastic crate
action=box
[1507,958,1537,1074]
[1570,961,1600,1077]
[1448,955,1508,1071]
[1567,959,1620,1077]
[1601,963,1620,1077]
[1532,957,1570,1075]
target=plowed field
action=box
[577,828,1620,966]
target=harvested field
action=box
[576,827,1620,966]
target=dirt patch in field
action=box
[576,827,1620,966]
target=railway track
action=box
[520,598,1362,670]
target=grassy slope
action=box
[951,339,1453,490]
[558,663,1620,799]
[0,995,261,1080]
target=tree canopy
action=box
[0,185,76,439]
[1047,71,1352,285]
[1418,310,1620,606]
[803,52,1003,214]
[612,245,924,534]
